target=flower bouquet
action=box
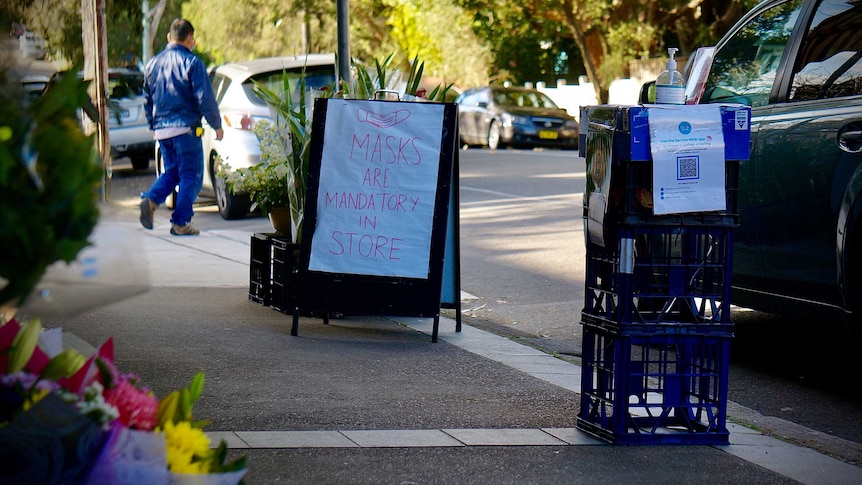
[0,318,246,484]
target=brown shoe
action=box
[170,222,200,236]
[139,198,157,229]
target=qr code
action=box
[677,156,699,180]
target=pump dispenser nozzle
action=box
[666,47,679,70]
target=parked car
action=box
[664,0,862,330]
[106,68,154,171]
[157,53,337,219]
[456,85,579,150]
[16,59,57,104]
[30,66,153,169]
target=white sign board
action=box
[648,105,726,215]
[308,99,445,278]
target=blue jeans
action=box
[142,132,203,226]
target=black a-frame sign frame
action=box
[291,97,460,342]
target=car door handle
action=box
[838,129,862,153]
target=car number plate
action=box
[538,130,558,140]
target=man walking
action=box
[139,18,223,235]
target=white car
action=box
[157,54,338,219]
[106,68,155,171]
[17,59,57,104]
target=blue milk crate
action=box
[577,316,732,445]
[579,104,747,241]
[584,224,734,326]
[618,159,739,226]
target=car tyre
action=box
[847,212,862,334]
[130,154,150,171]
[211,155,251,220]
[214,173,251,220]
[488,121,502,150]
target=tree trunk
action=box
[142,0,166,65]
[82,0,111,201]
[561,0,608,103]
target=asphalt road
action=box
[107,148,862,466]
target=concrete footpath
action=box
[34,206,862,484]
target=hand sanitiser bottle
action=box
[655,47,685,104]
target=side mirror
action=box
[639,81,655,104]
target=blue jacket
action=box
[143,43,221,131]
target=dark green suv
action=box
[691,0,862,329]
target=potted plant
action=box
[222,121,294,237]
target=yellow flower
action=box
[161,421,212,474]
[21,388,50,412]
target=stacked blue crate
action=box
[576,104,750,445]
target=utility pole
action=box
[142,0,151,64]
[82,0,111,201]
[336,0,350,87]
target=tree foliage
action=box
[180,0,490,89]
[553,0,760,101]
[458,0,757,101]
[455,1,585,86]
[6,0,759,101]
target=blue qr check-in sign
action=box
[677,155,700,180]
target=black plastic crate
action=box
[577,322,731,445]
[270,238,300,314]
[580,312,733,337]
[584,224,734,325]
[249,233,276,305]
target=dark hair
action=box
[170,18,195,42]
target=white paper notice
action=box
[648,105,726,215]
[308,99,445,278]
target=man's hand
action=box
[215,128,224,141]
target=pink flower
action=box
[103,379,159,430]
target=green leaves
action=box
[405,54,424,95]
[157,371,206,428]
[247,63,326,244]
[0,62,101,307]
[207,441,247,474]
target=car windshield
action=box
[245,65,337,105]
[493,90,559,109]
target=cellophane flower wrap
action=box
[0,318,246,484]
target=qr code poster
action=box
[648,106,726,215]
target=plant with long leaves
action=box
[247,67,334,244]
[344,53,455,101]
[231,54,454,245]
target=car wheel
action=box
[488,121,502,150]
[847,211,862,333]
[211,156,251,220]
[130,154,150,171]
